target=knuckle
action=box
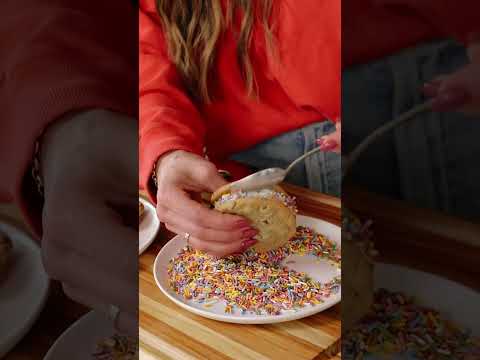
[164,223,177,233]
[197,163,217,182]
[189,213,202,225]
[188,238,208,252]
[156,205,169,222]
[193,227,211,240]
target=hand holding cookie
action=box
[40,110,138,335]
[155,150,258,257]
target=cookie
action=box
[213,186,297,252]
[0,230,13,280]
[342,209,376,330]
[341,239,374,330]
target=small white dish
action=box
[375,263,480,336]
[0,221,50,358]
[153,215,341,324]
[139,197,160,255]
[43,310,114,360]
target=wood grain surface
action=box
[139,185,342,359]
[344,185,480,292]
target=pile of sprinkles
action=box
[215,189,298,213]
[167,226,340,315]
[343,289,480,359]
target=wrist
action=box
[40,110,93,184]
[152,150,186,188]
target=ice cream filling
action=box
[215,189,297,213]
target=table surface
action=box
[139,184,342,360]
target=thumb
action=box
[194,163,229,193]
[204,172,229,193]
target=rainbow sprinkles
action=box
[215,189,298,213]
[167,226,340,316]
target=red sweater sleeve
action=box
[139,0,206,197]
[377,0,480,43]
[0,1,136,233]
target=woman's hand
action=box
[155,150,257,257]
[423,37,480,114]
[316,121,341,153]
[40,110,138,335]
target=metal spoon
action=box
[342,100,433,178]
[212,100,433,201]
[211,146,322,201]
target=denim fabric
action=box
[231,122,341,197]
[343,40,480,221]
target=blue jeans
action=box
[343,40,480,221]
[231,122,341,197]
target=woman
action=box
[140,0,341,257]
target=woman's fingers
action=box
[43,241,137,313]
[161,210,257,243]
[317,122,341,153]
[187,234,256,257]
[158,188,250,231]
[42,196,137,275]
[426,66,478,113]
[189,236,255,257]
[425,40,480,114]
[163,223,258,257]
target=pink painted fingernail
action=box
[242,228,258,239]
[319,140,337,151]
[241,239,257,249]
[430,89,472,111]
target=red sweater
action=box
[140,0,479,193]
[343,0,480,66]
[139,0,341,191]
[0,1,136,233]
[1,1,478,233]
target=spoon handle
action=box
[285,146,323,175]
[343,100,433,178]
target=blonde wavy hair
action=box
[156,0,275,103]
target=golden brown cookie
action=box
[341,239,374,330]
[213,186,297,252]
[0,230,13,280]
[342,209,376,330]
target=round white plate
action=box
[153,215,341,324]
[139,197,160,255]
[0,221,50,358]
[375,263,480,336]
[43,310,114,360]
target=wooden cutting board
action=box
[139,184,341,359]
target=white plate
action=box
[0,221,50,358]
[43,310,114,360]
[375,263,480,336]
[153,215,341,324]
[139,197,160,255]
